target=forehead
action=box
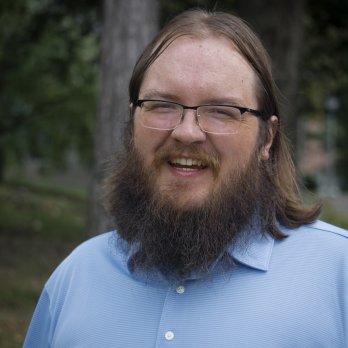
[139,36,258,106]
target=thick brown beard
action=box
[104,139,275,282]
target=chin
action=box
[161,189,211,210]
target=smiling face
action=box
[133,36,275,209]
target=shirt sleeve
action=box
[23,288,52,348]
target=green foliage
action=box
[0,0,99,178]
[301,0,348,110]
[0,179,86,241]
[0,180,86,347]
[301,0,348,189]
[321,200,348,230]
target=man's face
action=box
[133,36,273,209]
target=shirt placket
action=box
[155,282,187,347]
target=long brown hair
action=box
[126,9,321,238]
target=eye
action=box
[144,101,178,113]
[203,106,240,121]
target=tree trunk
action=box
[88,0,159,235]
[235,0,305,154]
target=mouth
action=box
[168,157,208,171]
[154,145,220,178]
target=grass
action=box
[0,179,347,347]
[321,202,348,229]
[0,179,87,347]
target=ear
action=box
[260,115,278,161]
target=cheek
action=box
[133,119,167,165]
[133,119,144,148]
[133,123,151,162]
[217,130,259,168]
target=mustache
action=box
[153,143,221,178]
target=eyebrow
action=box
[140,90,180,102]
[200,97,246,107]
[140,90,249,107]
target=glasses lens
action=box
[198,105,241,134]
[140,101,181,130]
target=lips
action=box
[169,157,207,169]
[154,145,220,177]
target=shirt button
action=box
[176,285,185,294]
[165,331,174,341]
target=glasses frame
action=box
[135,99,263,134]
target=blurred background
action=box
[1,0,347,346]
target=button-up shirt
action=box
[24,220,348,347]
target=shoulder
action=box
[276,220,348,265]
[55,231,116,268]
[281,219,348,241]
[305,220,348,238]
[67,231,116,259]
[45,231,126,290]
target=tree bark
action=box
[88,0,159,235]
[235,0,305,153]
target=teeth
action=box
[171,158,204,167]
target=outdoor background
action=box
[1,0,348,346]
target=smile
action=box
[169,158,207,170]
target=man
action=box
[24,9,347,347]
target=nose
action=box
[170,109,206,144]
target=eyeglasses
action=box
[135,99,262,135]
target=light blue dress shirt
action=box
[24,220,348,347]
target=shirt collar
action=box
[229,231,274,272]
[185,231,274,280]
[114,223,275,282]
